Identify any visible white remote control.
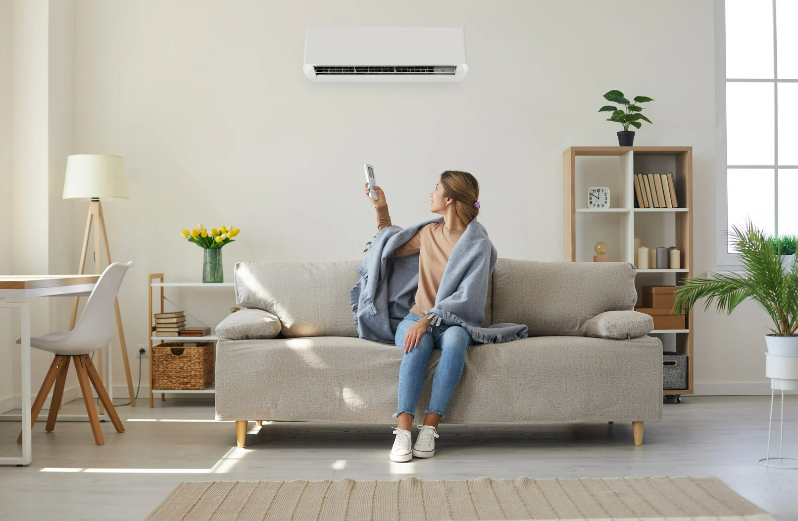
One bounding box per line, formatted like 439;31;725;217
364;164;378;200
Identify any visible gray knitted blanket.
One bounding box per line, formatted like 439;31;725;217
350;216;528;345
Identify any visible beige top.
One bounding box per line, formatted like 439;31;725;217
376;205;464;320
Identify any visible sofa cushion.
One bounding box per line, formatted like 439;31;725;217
585;310;654;340
235;260;360;338
491;259;637;336
216;308;281;341
214;334;663;423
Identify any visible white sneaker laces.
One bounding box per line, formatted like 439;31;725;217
391;428;412;453
414;425;439;449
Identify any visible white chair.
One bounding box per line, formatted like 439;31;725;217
16;261;132;445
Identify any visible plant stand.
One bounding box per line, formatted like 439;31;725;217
758;354;798;469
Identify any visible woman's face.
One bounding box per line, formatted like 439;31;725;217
430;180;449;214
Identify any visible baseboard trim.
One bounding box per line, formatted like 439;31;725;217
693;382;796;396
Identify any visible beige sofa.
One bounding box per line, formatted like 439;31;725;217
215;258;663;448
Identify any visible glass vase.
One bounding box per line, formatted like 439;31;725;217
202;248;223;283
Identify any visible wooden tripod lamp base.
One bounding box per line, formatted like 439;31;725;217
63;154;136;407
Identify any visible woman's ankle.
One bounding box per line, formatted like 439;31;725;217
396;412;413;431
423;412;441;429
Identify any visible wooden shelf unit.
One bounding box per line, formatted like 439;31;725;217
563;146;694;397
147;275;235;406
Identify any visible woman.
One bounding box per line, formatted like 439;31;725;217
364;171;483;462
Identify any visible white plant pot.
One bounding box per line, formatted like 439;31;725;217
765;335;798;391
765;334;798;356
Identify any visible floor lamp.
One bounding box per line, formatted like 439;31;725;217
63;154;136;407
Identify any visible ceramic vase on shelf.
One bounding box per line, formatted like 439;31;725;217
203;248;223;283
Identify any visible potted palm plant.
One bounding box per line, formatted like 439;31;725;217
598;90;654;146
673;221;798;366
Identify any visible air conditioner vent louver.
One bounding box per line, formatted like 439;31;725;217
314;65;457;76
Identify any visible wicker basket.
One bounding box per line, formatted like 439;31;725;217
152;342;214;390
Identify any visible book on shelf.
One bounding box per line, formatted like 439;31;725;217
643;174;657;208
667;173;679;207
155;325;186;333
661;174;673;208
640;174;651;208
652;173;666;208
155;316;186;325
154;311;185;319
179;327;211;337
155;331;182;337
633;175;645;208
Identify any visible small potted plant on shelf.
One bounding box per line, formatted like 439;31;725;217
770;235;797;271
672;220;798;370
599;90;654;146
181;223;240;283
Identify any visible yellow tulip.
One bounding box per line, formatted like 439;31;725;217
211;228;218;237
231;229;240;237
191;229;198;238
215;236;223;243
181;230;190;238
201;230;208;238
220;226;227;233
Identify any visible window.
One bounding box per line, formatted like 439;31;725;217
718;0;797;263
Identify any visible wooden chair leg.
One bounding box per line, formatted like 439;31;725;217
74;355;104;445
256;421;262;427
84;354;125;433
17;356;63;443
236;421;248;448
633;421;644;446
45;356;71;432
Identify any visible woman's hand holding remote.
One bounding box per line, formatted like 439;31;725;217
364;183;387;209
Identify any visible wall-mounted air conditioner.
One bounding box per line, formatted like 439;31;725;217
303;27;467;82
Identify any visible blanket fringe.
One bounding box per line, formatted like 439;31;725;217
436;309;528;344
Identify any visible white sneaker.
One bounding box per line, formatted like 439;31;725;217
412;424;439;458
390;428;413;462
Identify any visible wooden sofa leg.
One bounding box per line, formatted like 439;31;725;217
632;421;644;446
236;421;248;448
256;421;262;427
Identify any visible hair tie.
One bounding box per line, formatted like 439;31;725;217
474;201;480;209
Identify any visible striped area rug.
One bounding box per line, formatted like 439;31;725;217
146;476;774;521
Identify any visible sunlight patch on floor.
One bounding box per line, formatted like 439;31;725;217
40;447;251;475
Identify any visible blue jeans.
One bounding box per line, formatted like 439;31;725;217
393;312;472;420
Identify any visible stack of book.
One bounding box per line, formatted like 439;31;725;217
179;327;211;337
154;311;186;337
634;173;679;209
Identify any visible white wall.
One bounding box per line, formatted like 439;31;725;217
2;0;776;402
0;0;77;410
0;0;14;409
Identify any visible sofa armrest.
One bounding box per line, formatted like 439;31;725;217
216;308;281;341
585;310;654;340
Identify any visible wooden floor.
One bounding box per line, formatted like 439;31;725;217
0;395;796;520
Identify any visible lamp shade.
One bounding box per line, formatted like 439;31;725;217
63;154;129;200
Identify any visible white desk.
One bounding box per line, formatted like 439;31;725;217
0;275;100;466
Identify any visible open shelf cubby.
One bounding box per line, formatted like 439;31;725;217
564;146;694;397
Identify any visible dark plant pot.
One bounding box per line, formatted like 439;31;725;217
617;131;635;146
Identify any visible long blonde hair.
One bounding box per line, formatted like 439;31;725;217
440;171;480;225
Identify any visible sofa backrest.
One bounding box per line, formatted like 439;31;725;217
235;260;361;338
490;259;637;336
235;260;494;338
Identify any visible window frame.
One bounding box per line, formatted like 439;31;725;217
715;0;794;270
